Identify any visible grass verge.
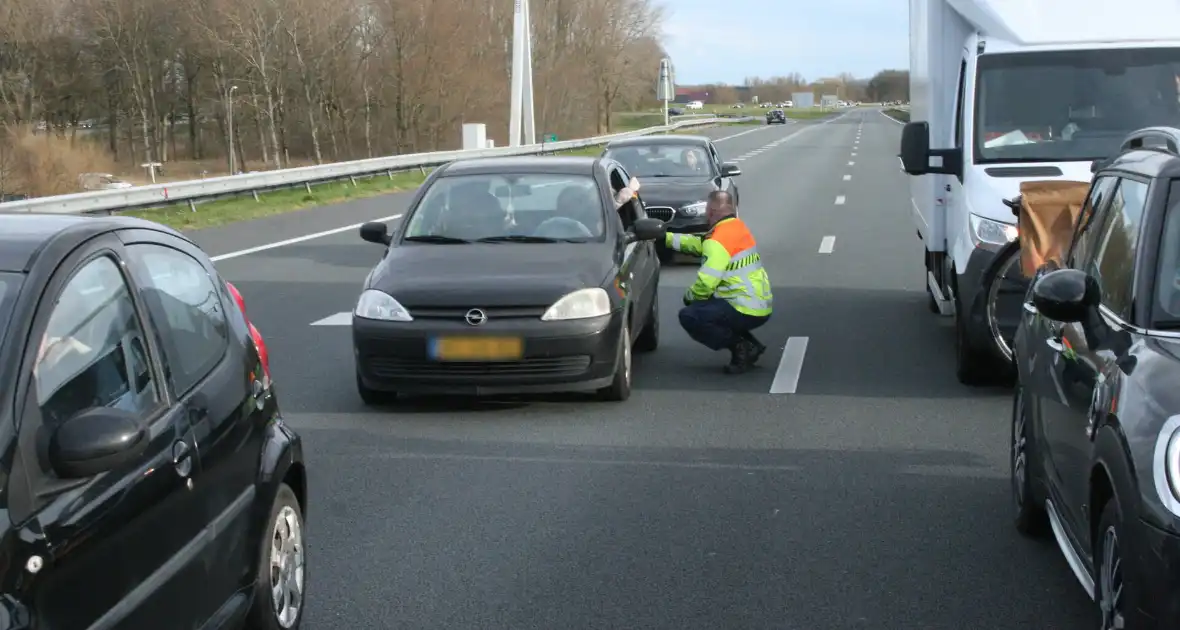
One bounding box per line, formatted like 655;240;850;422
883;109;910;123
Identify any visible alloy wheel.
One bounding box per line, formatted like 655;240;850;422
623;326;632;386
1099;525;1126;630
1012;388;1029;510
270;505;305;628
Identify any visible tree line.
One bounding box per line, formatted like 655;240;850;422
697;69;909;104
0;0;667;190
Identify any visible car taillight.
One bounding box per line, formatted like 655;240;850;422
226;281;271;385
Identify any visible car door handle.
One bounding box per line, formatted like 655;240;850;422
1022;301;1037;314
172;440;193;478
1045;337;1064;353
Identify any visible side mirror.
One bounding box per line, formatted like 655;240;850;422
900;121;963;176
628;217;666;243
1031;268;1099;323
49;407;148;479
359;221;391;245
720;163;742;177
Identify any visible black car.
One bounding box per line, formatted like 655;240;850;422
0;213;307;628
766;109;787;124
353;156;665;403
601;135;741;263
1011;128;1180;628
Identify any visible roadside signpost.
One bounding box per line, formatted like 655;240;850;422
657;58;673;126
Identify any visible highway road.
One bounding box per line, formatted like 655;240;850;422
196;112;1094;628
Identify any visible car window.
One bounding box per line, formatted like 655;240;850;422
126;244;229;395
405;173;604;242
0;272;19;352
1067;176;1119;269
1154;180;1180;321
35;256;160;428
1090;178;1148;319
604;144;715;178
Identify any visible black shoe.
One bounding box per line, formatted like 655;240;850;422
725;339;755;374
740;332;767;365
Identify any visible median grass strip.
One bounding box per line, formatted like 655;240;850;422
883;108;910;122
124;121;743;230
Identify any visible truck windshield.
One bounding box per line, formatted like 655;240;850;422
975;47;1180;164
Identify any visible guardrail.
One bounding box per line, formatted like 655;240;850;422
0;115;753;216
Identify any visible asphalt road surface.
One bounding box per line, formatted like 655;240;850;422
196;112;1095;629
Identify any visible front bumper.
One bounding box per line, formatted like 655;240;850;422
353;310;623;395
662;215;711;234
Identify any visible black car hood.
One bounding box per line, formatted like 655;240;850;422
637;177;718;205
369;243;614;307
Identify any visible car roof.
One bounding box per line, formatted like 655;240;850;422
0;212;187;273
605;135;711;148
1103;148;1180;181
441;156;600;176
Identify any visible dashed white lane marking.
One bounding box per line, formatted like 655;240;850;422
818;235;836;253
770;336;810;394
834;195;846;205
843;174;851;181
848;161;855;166
211;214;404;262
851;152;857;156
310;312;352;326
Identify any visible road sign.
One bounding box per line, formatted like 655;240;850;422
656;58;673;102
544;133;558;142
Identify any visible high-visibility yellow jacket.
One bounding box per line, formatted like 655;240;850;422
665;216;773;316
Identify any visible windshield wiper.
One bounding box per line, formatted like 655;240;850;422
477;235;565;243
404;235;470;244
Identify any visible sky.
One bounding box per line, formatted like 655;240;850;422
660;0;909;84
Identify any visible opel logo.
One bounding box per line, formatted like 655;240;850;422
464;309;487;326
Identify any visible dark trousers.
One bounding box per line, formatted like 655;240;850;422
678;298;769;351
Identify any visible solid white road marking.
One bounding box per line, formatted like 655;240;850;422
310;312;352;326
714;126;772;142
369;452;803;472
843;174;851;181
770;336;809;394
818;235;836;253
834;195;845;205
211;213;404;262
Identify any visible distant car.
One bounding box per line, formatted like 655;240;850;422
731;103;744;108
766;109;787;124
667;107;684;116
78;173;133;191
1010;127;1180;628
352;156;666;403
602;135;742;263
0;212;307;629
685;101;703;110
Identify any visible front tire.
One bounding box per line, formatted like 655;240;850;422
1011;384;1047;537
953;288;996;385
247;483;306;630
1095;500;1129;630
598;322;632;401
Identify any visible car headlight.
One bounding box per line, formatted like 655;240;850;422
1155;417;1180;517
541;288;611;321
354;289;413;321
968;213;1018;246
680;201;706;217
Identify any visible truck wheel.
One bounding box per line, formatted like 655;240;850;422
953;290;996;386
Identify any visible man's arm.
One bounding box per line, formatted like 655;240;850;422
684;239;731;303
665;232;704;255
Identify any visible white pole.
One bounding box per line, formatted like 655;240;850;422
227;85;238;174
521;0;535;144
508;0;525;146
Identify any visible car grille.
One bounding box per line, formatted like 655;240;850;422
365;356;592;379
645;206;675;222
408;306;547;320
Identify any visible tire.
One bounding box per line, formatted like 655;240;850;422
635;292;660;353
356;370;397;406
1011;384;1048;537
926;281;940;313
1095;499;1130;630
953;288;997;386
979;240;1023;381
597;322;632;401
246;483;306;630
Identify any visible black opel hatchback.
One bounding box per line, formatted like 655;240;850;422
0;213;307;629
1011;128;1180;629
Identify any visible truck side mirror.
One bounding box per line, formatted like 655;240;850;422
900;120;963;177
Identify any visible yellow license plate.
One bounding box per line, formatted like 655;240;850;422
431;336;523;361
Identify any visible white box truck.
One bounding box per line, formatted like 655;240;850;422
900;0;1180;384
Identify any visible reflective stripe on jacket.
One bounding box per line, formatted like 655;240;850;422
665;217;773;316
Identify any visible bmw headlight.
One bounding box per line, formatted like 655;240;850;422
541;288;611;321
969;213;1018;246
680;201;707;217
355;289;413;321
1155;417;1180;517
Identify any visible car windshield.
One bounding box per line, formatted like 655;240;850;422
0;273;19;352
404;173;604;242
975;47;1180;163
604;144;714;178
